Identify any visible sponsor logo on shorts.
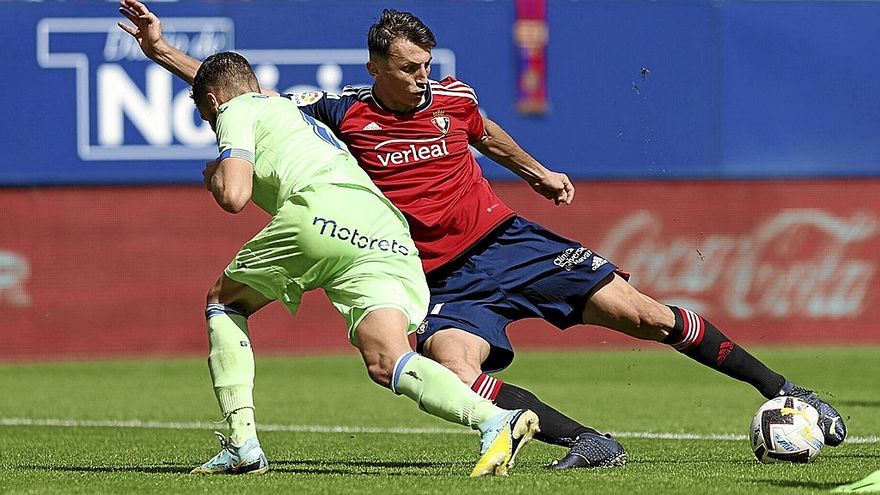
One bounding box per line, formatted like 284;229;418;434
312;216;411;255
553;247;592;271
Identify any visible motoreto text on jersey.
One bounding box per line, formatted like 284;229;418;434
312;216;411;256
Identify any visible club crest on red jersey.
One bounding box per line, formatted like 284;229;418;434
431;111;450;134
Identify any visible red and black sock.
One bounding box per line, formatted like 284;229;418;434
471;374;597;447
662;306;786;399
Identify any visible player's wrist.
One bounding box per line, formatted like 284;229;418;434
520;164;549;183
149;38;173;61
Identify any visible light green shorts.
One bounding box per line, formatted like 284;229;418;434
224;184;429;344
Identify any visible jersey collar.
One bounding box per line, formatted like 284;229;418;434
369;84;433;114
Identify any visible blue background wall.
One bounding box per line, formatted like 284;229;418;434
1;1;878;185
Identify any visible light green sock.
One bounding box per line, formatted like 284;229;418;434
207;309;257;445
392;352;504;429
227;407;257;447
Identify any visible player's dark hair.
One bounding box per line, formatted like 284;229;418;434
191;51;260;104
367;9;436;58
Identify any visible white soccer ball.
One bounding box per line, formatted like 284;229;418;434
750;396;824;463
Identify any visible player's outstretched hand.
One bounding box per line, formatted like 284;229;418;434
530;170;575;206
117;0;166;59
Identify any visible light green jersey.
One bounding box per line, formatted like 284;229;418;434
215;92;380;215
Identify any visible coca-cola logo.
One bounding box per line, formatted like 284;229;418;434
600;210;877;320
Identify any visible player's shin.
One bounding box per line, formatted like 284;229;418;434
663;306;785;399
473;374;597;447
206;303;258;445
391;352;505;429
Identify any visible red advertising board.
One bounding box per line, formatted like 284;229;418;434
1;180;877;360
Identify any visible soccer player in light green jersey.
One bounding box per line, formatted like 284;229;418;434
186;51;538;477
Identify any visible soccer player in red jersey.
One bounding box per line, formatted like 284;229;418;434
120;2;847;468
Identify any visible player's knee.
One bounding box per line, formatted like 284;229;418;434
429;355;481;385
366;361;394;388
360;350;395;388
591;296;669;341
206;277;224;304
422;330;487;384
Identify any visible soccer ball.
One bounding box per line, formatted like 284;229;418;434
750;396;824;463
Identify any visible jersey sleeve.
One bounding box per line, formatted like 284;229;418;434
440;77;484;143
215;99;256;164
464;100;485;144
283;89;358;135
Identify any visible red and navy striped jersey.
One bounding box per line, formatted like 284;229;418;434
287;77;514;273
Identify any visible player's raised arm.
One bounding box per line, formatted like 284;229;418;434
472;116;575;206
117;0;201;84
117;0;280;96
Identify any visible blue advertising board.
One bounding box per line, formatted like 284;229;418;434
0;1;878;185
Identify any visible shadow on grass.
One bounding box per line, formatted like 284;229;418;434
756;480;843;490
834;399;880;408
825;452;880;460
633;459;756;466
23;465;190;474
269;459;464;476
20;459;465;477
274;459;442;468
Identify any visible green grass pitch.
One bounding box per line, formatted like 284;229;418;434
1;347;878;494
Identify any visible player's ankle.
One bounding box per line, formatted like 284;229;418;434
229;432;259;448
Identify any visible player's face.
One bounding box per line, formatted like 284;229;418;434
369;37;432;112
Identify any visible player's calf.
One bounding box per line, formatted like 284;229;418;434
662;306;847;446
662;306;787;399
473;376;599;446
470;374;626;469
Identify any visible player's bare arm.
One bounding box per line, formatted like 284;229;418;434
202;160;220;191
117;0;201;84
210;157;254;214
117;0;280;96
472;116;575;205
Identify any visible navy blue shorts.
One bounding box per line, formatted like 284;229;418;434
415;216;622;373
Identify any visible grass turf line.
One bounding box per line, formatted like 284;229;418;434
0;347;878;494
